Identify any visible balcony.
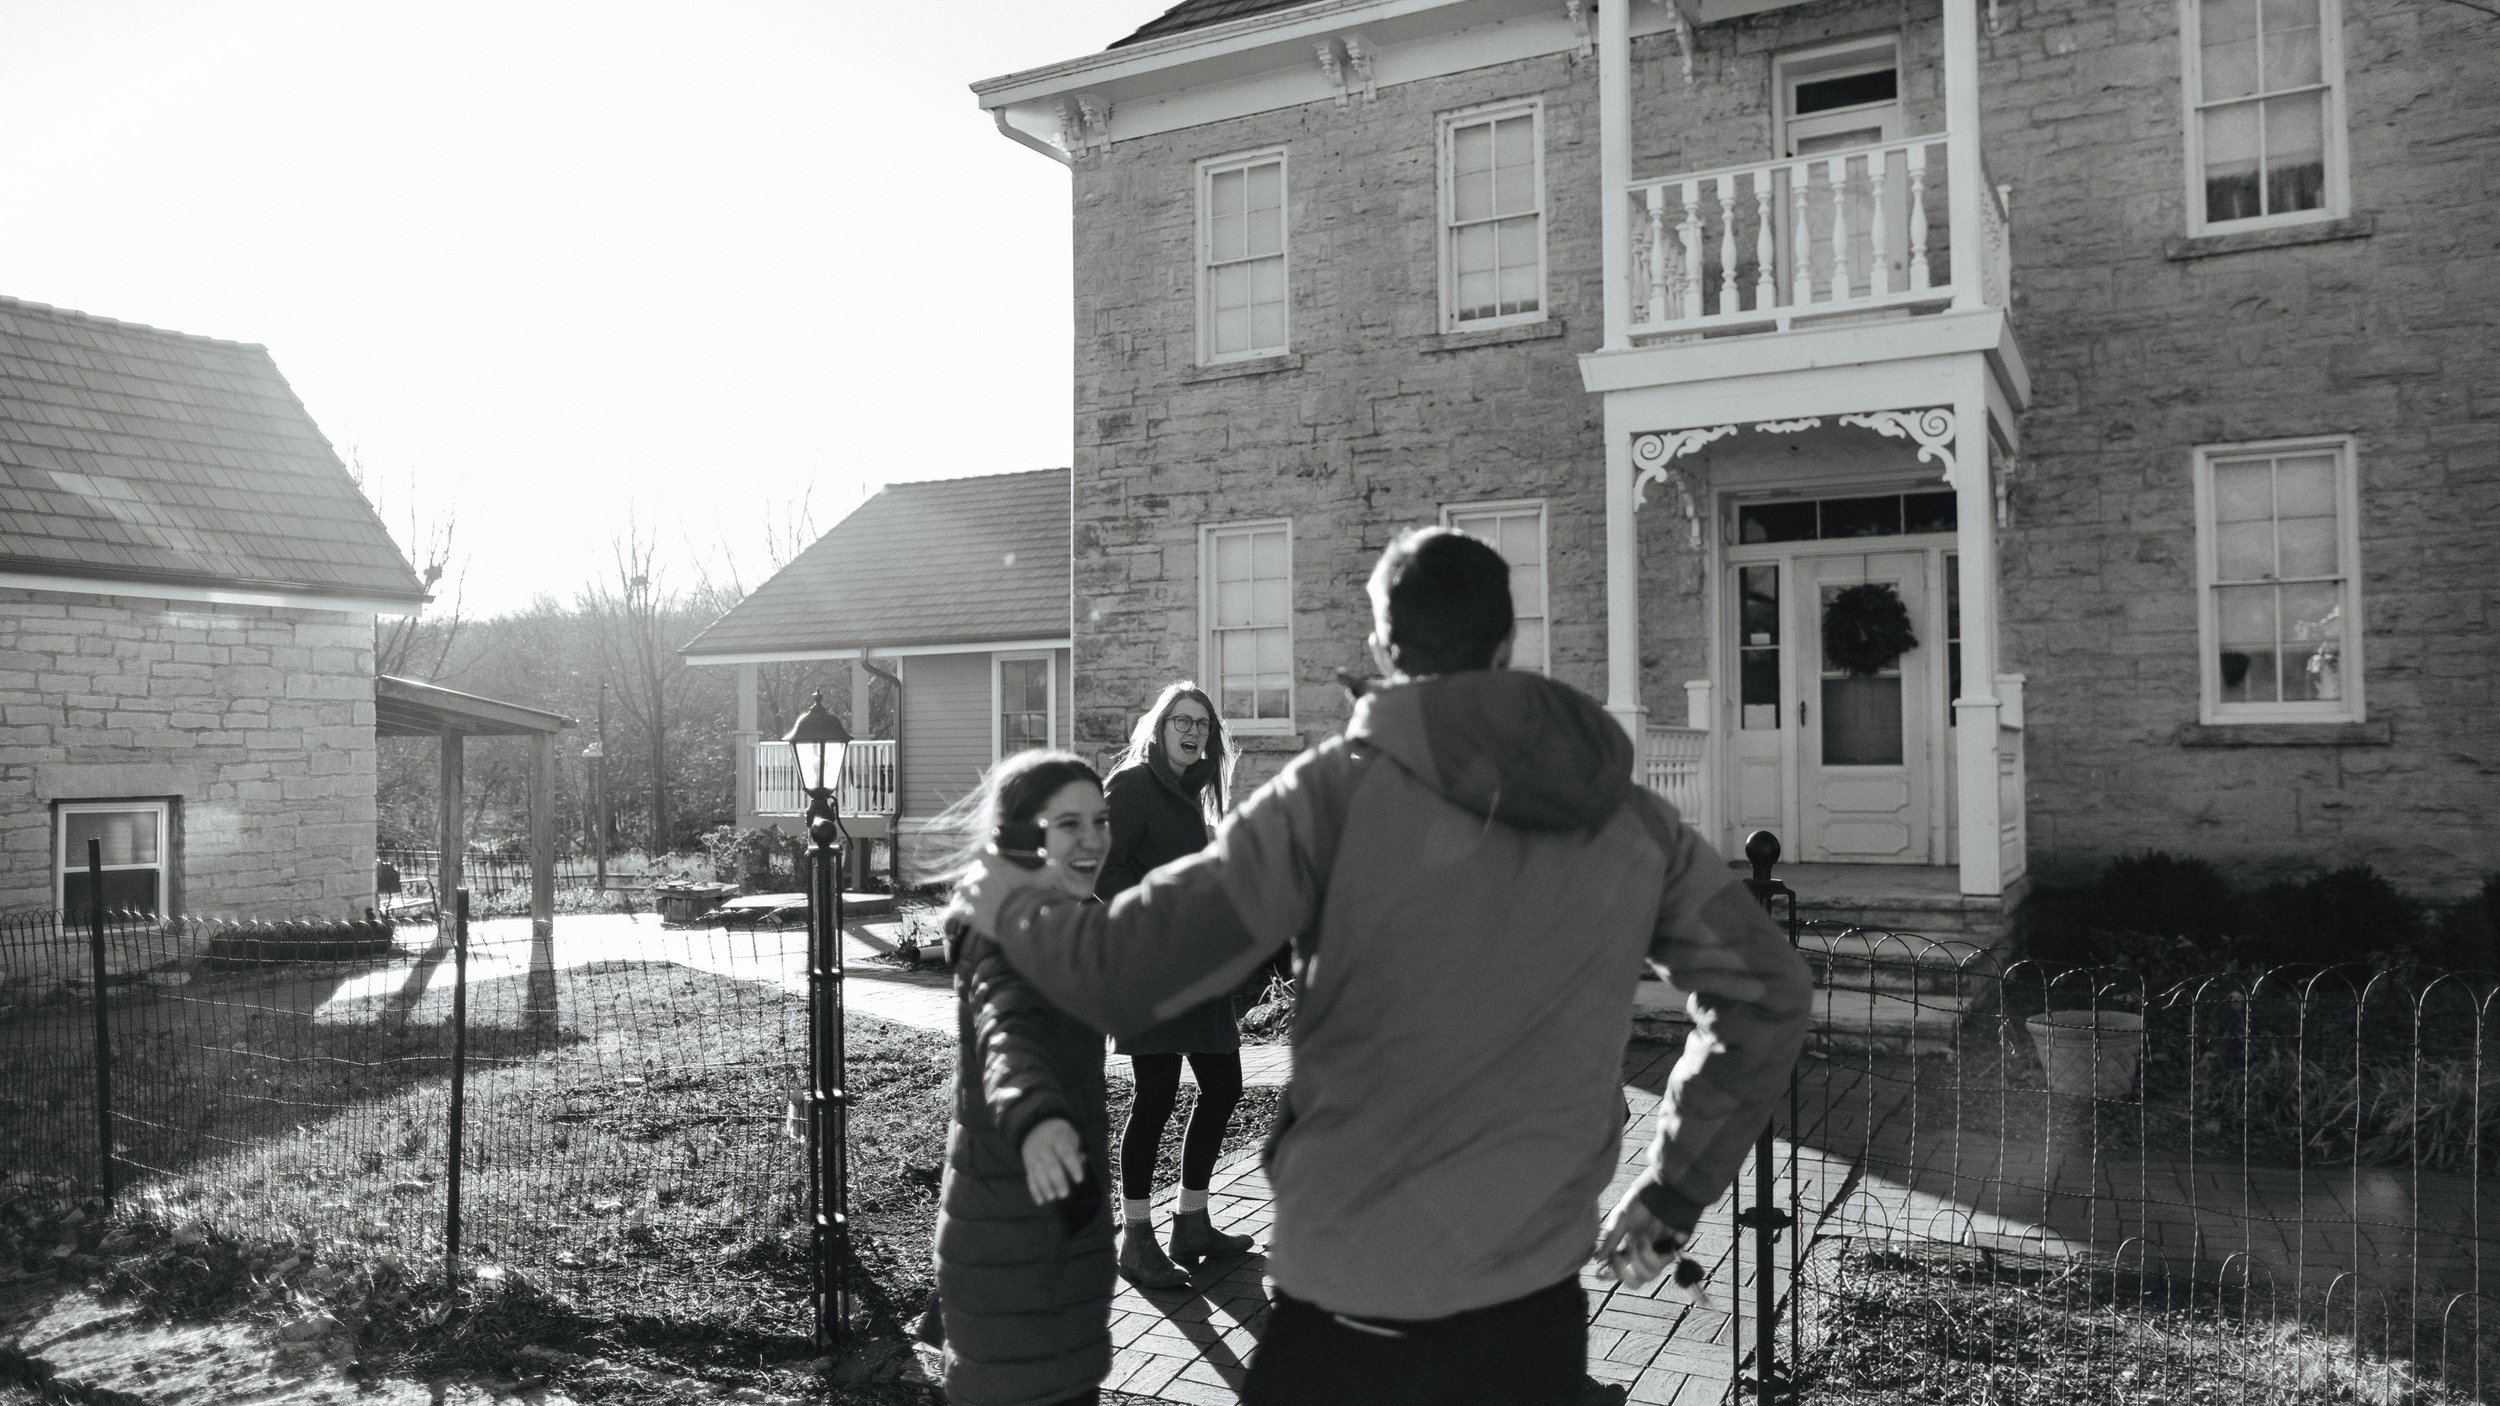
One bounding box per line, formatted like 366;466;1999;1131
1626;133;2009;342
752;737;898;819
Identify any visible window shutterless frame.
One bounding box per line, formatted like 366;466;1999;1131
1438;100;1548;331
2192;435;2364;724
2179;0;2349;235
55;799;172;918
1773;36;1905;159
1440;499;1552;674
1197;148;1291;364
991;652;1057;762
1199;519;1295;734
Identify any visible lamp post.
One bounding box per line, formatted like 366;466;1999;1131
783;692;852;1355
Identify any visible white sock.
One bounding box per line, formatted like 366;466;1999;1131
1178;1187;1209;1214
1123;1197;1153;1224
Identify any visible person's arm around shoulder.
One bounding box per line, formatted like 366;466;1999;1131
1094;765;1153;900
958;930;1088;1205
1598;796;1814;1281
955;737;1368;1040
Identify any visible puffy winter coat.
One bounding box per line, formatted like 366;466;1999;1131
934;925;1116;1406
1096;759;1237;1055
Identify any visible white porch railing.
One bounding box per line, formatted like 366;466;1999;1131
753;737;898;819
1643;725;1710;825
1627;134;2010;339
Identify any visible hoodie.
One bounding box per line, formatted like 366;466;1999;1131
985;671;1813;1320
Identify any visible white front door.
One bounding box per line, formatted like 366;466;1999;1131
1796;551;1931;863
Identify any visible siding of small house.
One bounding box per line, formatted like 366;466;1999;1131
0;587;379;920
899;652;994;829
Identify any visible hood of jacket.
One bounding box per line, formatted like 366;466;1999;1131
1346;671;1635;833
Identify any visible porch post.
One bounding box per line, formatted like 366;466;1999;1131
735;662;760;829
436;729;464;947
1944;0;1986;311
1598;0;1633;350
527;730;557;1037
1603;423;1648;764
1950;373;2002;896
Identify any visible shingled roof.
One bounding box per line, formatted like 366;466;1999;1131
680;469;1070;659
0;295;425;605
1110;0;1320;47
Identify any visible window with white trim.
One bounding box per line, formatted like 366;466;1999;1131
2185;0;2344;231
1200;151;1288;363
1202;521;1293;730
57;801;170;919
1441;104;1545;328
2195;437;2364;722
1443;501;1550;674
994;654;1055;760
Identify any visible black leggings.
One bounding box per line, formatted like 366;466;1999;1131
1121;1051;1243;1200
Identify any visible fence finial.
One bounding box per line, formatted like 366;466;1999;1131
1745;828;1781;889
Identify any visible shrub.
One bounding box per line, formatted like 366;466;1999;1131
696;826;804;891
2244;864;2422;967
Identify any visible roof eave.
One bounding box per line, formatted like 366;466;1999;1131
0;559;432;612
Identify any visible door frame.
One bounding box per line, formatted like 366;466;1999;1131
1717;526;1960;863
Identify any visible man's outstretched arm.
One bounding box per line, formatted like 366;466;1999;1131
948;740;1366;1039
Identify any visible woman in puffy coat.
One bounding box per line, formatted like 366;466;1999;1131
935;750;1117;1406
1095;682;1257;1290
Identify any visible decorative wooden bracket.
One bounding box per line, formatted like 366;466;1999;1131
1631;426;1738;547
1835;408;1960;485
1342;34;1377;101
1658;0;1697;85
1056;92;1114;157
1315;39;1347;105
1564;0;1592;57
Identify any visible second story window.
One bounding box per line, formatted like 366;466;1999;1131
1200;151;1288;362
2187;0;2344;230
1441;104;1544;328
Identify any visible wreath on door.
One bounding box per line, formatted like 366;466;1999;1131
1822;582;1919;676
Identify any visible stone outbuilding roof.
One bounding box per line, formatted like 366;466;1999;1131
0;294;426;605
1110;0;1319;47
679;468;1070;659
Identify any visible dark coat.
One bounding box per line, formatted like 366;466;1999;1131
1096;759;1238;1055
935;926;1115;1406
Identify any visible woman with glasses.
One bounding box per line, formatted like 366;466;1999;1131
1095;681;1255;1289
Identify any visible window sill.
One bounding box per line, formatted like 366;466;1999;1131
1418;318;1566;354
1181;353;1303;384
2164;215;2375;262
2174;719;2391;747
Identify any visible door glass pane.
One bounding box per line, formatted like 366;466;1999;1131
1741;653;1781;729
1738;502;1817;544
1903;492;1958;533
1821;677;1905;765
1739;565;1780;644
1819;495;1902;538
1739;564;1780;731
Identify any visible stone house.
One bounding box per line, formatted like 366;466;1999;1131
0;295;430;919
972;0;2498;936
680;468;1074;878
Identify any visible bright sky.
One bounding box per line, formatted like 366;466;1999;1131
0;1;1168;618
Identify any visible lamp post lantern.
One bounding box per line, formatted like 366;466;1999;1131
783;692;852;1355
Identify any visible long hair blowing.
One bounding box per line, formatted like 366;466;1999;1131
1117;680;1235;820
927;749;1103;890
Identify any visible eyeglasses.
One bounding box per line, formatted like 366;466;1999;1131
1166;715;1212;735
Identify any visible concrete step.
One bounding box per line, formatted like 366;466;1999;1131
1798;927;2000;997
1635;974;1971;1054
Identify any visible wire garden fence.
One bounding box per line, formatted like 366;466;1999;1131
1715;854;2500;1403
0;901;816;1328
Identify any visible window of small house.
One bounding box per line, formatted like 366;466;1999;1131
996;655;1054;759
2186;0;2344;230
2195;437;2364;722
57;801;170;919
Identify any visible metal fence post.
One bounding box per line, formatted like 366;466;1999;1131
445;888;470;1286
1737;830;1798;1402
86;839;115;1215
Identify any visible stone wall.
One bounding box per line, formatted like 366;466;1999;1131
1064;0;2500;894
0;587;380;917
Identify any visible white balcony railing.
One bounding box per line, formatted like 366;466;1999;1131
1643;725;1710;826
1627;134;2009;339
753;738;898;819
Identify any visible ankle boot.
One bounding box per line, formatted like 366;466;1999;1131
1168;1208;1255;1269
1118;1220;1191;1290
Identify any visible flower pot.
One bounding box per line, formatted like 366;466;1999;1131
2025;1010;2143;1101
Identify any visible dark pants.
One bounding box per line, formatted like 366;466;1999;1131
1245;1275;1587;1406
1121;1051;1243;1198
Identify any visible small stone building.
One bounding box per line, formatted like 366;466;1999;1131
975;0;2498;932
0;295;429;919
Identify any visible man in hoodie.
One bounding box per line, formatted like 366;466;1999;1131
947;527;1814;1405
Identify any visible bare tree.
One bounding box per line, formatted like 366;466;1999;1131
352;454;466;682
582;525;683;850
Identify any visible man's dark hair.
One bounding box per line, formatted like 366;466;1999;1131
1368;526;1514;675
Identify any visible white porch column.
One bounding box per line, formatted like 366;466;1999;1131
1943;0;1986;311
1951;374;2002;896
734;662;759;827
1598;0;1634;350
1604;426;1647;764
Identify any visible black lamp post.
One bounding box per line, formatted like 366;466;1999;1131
784;692;852;1355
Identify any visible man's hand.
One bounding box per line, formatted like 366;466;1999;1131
942;851;1053;941
1020;1118;1086;1205
1594;1183;1685;1289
